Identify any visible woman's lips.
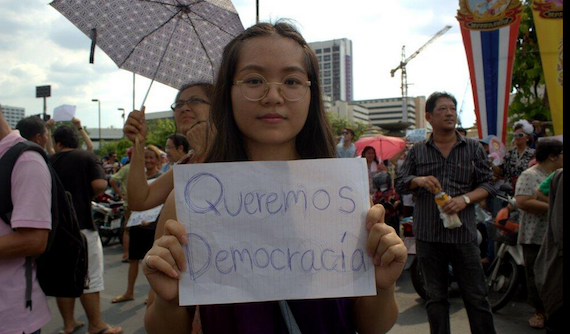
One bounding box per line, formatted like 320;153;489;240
258;113;285;124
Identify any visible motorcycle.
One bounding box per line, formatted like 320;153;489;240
92;191;125;246
402;216;431;300
484;184;524;313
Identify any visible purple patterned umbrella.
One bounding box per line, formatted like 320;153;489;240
50;0;244;93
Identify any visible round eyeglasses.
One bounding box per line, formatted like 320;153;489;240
171;97;210;111
234;74;311;102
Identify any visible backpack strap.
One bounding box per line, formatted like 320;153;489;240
0;141;50;310
0;141;49;222
25;257;33;310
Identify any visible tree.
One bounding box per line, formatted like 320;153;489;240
98;118;177;159
98;137;132;160
146;118;177;149
327;113;369;141
509;1;550;124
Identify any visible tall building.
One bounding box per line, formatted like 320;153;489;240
309;39;354;102
1;105;25;128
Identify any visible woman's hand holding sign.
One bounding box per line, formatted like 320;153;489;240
144;203;407;302
365;204;407;290
143;219;187;303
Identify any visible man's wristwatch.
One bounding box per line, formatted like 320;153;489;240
462;195;471;205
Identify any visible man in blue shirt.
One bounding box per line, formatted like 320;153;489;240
336;127;356;158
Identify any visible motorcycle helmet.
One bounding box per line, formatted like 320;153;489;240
373;172;392;192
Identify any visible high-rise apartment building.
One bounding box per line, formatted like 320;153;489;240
309;39;354;102
1;105;25;128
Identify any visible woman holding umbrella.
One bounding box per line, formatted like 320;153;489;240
122;83;214;333
142;21;405;334
124;83;215;214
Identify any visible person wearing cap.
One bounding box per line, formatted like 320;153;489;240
531;120;546;149
336;127;357;158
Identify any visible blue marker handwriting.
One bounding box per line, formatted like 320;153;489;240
183;172;357;218
185;231;367;281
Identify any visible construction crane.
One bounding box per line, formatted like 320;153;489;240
390;25;452;122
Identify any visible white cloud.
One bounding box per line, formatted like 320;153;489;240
1;0;477;130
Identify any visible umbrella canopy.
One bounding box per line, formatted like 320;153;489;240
355;135;406;161
50;0;244;90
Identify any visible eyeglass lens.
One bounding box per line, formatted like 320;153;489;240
172;98;207;110
239;74;309;101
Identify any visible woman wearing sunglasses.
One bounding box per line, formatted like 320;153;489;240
497;120;536;188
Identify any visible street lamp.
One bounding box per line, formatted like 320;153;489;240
118;108;125;126
91;99;101;147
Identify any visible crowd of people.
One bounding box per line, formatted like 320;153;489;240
0;20;563;334
335;92;563;333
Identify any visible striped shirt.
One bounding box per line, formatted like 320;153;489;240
395;133;496;243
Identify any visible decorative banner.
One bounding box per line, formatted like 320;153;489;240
457;0;523;143
532;0;563;135
488;135;507;166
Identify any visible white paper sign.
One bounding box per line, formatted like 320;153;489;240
173;159;376;306
127;204;164;227
127;178;163;227
406;128;427;143
53;105;76;121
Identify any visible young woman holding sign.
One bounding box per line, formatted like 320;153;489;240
143;22;406;334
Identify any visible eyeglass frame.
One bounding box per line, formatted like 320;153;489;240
513;133;527;138
233;73;312;102
171;97;210;111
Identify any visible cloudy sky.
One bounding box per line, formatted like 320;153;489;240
0;0;476;130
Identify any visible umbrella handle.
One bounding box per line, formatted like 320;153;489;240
89;28;97;64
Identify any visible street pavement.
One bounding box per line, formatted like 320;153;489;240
42;242;544;334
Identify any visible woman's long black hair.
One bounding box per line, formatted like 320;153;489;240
205;21;336;163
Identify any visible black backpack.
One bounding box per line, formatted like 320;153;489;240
0;141;88;309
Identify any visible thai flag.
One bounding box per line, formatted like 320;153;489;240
460;22;520;143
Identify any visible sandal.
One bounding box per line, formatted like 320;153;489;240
89;326;123;334
58;322;85;334
111;295;134;303
529;313;545;329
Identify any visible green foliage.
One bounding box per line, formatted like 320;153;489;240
327;113;369;141
98;137;132;159
98;118;176;159
510;1;551;124
146;119;177;148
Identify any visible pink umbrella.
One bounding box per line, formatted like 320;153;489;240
355;135;406;161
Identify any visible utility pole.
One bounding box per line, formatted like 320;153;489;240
92;99;101;147
36;85;51;121
256;0;259;24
